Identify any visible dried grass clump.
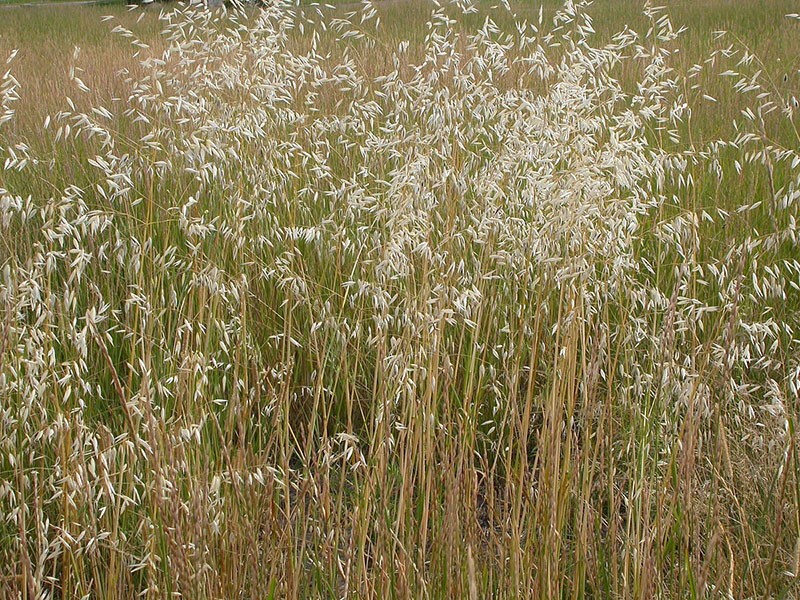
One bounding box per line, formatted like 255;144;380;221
1;1;799;597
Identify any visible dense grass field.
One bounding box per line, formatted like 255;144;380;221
2;0;800;598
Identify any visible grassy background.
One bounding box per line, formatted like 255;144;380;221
1;0;798;127
1;1;800;598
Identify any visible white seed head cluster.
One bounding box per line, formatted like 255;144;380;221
1;0;799;596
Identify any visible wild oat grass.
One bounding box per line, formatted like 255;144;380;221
1;1;800;598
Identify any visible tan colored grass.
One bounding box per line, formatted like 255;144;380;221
1;1;799;598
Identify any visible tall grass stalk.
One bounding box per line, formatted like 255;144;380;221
1;1;799;597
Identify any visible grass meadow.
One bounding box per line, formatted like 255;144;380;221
2;0;800;597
